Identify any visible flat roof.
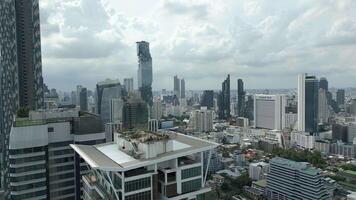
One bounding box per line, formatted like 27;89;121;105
71;132;218;171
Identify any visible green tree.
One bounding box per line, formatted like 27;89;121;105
17;107;29;118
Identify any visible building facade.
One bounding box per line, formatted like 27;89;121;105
218;75;230;120
237;79;245;117
8;109;105;200
80;87;88;111
201;90;214;109
123;78;134;94
266;157;331;200
254;94;286;130
192;108;213;132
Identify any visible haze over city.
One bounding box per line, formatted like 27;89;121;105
40;0;356;91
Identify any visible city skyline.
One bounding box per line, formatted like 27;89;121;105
39;0;356;91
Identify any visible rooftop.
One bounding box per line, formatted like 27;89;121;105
271;157;320;175
71;131;218;171
254;179;267;188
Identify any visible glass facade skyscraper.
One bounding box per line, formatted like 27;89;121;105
237;79;245;117
218;75;230;120
137;41;153;106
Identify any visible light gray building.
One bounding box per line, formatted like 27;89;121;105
123;78;134;94
266;157;331;200
8;109;106;200
80;87;88;111
71;130;218;200
180;79;185;99
254;94;286;130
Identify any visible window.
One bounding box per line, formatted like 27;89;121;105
182;178;201;194
125;191;151;200
124;177;151;193
181;167;201;179
48;127;54;132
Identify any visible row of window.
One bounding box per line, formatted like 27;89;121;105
10;155;46;164
11;181;46;191
10;163;46;174
10;172;46;183
125;191;151;200
124;177;151;193
181;167;201;179
182;178;201;194
10;146;46;155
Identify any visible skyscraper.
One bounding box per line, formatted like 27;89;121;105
80;87;88;111
298;74;319;134
0;0;19;196
123;78;134;93
15;0;44;110
96;79;122;125
181;78;185;98
174;75;180;98
237;79;245;117
137;41;153;106
201;90;214;109
318;88;329;123
319;77;328;91
218;75;230;120
336;89;345;106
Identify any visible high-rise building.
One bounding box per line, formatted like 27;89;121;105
336;89;345;106
174;75;180;98
298;74;319;134
254;94;286;130
266;157;331;200
8;109;105;200
151;99;162;120
137;41;153;106
15;0;44;110
71;130;218;200
180;79;185;99
76;85;83;106
0;0;19;196
80;87;88;111
122;95;148;130
237;79;245;117
249;162;269;181
96;79;122;125
319;77;328;91
201;90;214;109
192;107;213;132
110;98;124;123
348;122;356;144
318;88;329;123
218;75;230;120
123;78;134;94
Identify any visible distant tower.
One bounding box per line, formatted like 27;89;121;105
79;87;88;111
123;78;134;93
173;75;180;98
298;74;319;134
336;89;345;106
201;90;214;109
218;75;230;120
137;41;153;105
180;79;185;98
237;79;245;117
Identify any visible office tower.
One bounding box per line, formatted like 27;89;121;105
110;98;124;123
318;88;329;123
192;108;213;132
0;0;19;196
151;99;162;120
76;85;83;106
332;123;348;143
180;79;185;99
336;89;345;106
298;74;319;134
8;109;105;200
249;162;269;181
201;90;214;109
237;79;245;117
123;78;134;93
218;75;230;120
71;130;217;200
80;87;88;111
71;91;77;105
245;95;254;121
291;131;315;149
96;79;122;125
173;75;180;98
122;95;148;130
266;157;331;200
137;41;153;106
254;94;286;130
15;0;44;110
319;77;328;91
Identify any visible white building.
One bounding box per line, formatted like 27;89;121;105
110;98;124;123
124;78;134;93
318;88;329;123
71;130;218;200
291;131;315;149
348;122;356;144
192;107;213;132
151;99;163;120
285;113;298;129
254;94;286;130
249;162;269;181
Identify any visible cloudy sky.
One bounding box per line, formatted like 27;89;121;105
40;0;356;92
